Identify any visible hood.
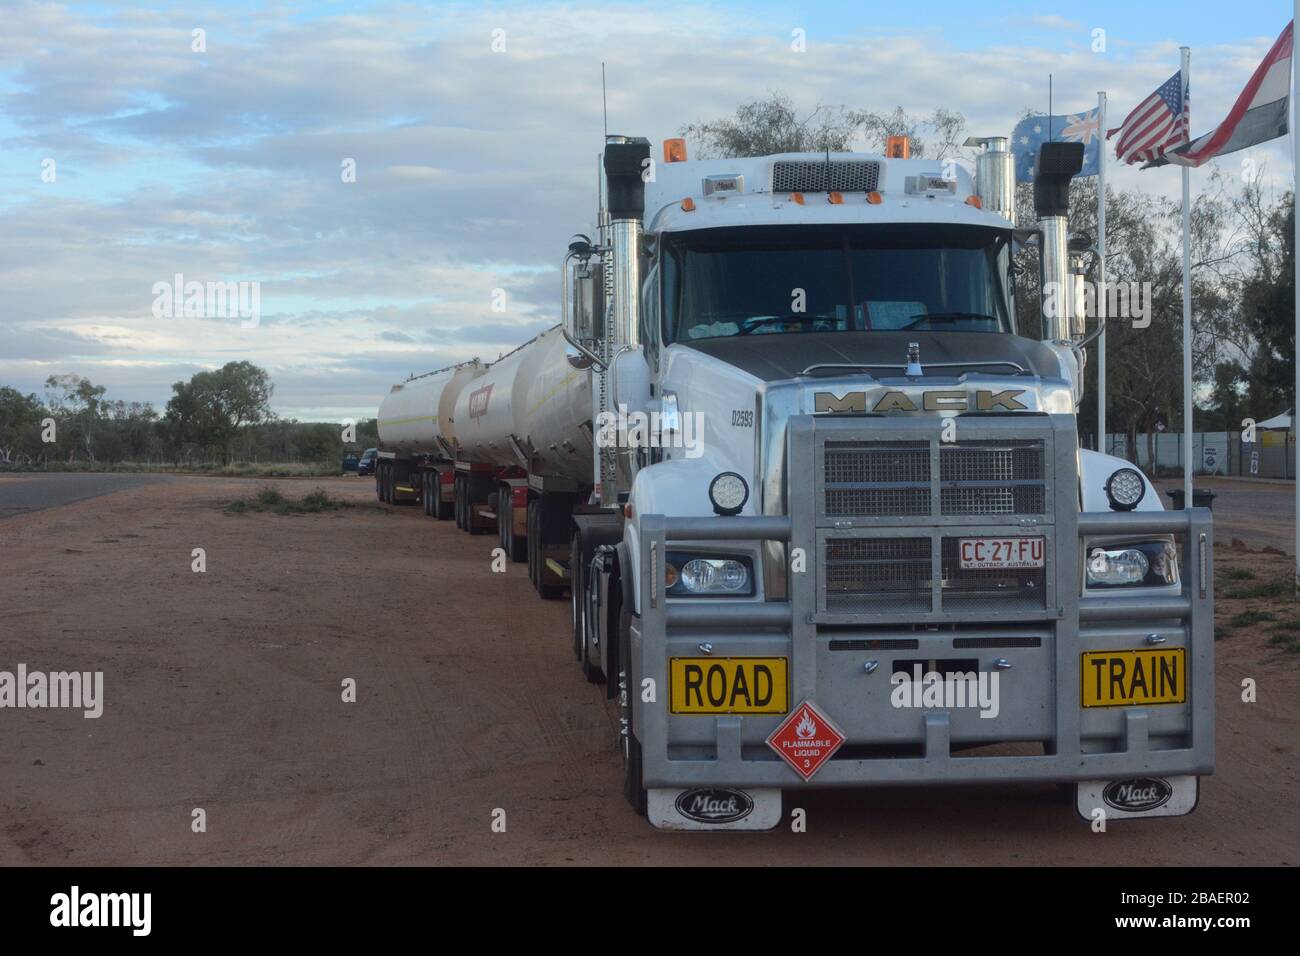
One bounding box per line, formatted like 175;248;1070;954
682;331;1061;383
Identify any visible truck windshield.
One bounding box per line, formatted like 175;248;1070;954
661;224;1013;343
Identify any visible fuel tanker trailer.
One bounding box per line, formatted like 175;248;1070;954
380;130;1214;831
448;324;593;582
375;359;482;517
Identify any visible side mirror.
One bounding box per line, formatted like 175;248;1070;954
565;344;595;371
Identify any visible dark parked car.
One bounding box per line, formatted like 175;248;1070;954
356;448;378;476
341;453;360;473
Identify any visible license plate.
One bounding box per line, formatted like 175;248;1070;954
959;536;1045;570
1081;648;1186;707
670;657;788;715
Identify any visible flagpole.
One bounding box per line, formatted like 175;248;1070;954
1180;46;1194;508
1293;0;1299;592
1097;90;1108;453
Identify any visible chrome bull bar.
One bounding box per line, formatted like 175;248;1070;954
634;506;1214;789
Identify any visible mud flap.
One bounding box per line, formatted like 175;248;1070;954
647;787;783;831
1075;775;1199;821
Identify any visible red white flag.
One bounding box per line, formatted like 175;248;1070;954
1149;21;1293;168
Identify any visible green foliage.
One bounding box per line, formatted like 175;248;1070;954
1228;609;1276;627
225;486;351;515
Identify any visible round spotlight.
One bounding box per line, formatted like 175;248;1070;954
1104;468;1145;511
708;472;749;516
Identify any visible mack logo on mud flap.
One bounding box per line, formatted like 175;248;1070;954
1103;777;1174;812
814;389;1028;414
675;788;755;824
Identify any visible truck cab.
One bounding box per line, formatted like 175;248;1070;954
563;135;1213;829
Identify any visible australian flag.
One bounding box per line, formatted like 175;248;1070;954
1011;108;1102;183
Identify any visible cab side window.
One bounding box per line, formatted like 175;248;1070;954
640;264;661;369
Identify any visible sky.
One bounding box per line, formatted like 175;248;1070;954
1;0;1296;421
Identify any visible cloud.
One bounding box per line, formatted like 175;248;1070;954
0;0;1291;420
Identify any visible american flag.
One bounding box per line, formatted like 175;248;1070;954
1107;71;1189;165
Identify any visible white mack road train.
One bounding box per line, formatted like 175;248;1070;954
375;133;1213;830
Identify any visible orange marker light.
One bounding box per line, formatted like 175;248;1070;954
828;191;843;204
680;197;696;211
791;192;805;205
965;195;983;208
866;191;883;204
886;135;911;159
663;138;688;163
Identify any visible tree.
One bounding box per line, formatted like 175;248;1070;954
43;374;106;461
681;92;967;160
163;361;274;463
0;387;45;464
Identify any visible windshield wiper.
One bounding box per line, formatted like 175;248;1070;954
901;311;997;330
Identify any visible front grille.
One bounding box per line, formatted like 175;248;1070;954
824;440;929;516
822;439;1046;518
940;441;1045;516
772;160;880;193
814;428;1056;620
939;537;1046;612
824;537;930;613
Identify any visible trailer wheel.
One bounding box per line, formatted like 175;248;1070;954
375;466;383;502
454;476;465;530
570;532;584;661
505;493;527;563
616;590;646;815
526;499;537;586
435;476;454;521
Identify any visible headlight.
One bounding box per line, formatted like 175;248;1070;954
1085;541;1177;589
1104;468;1145;511
666;552;754;596
708;472;749;516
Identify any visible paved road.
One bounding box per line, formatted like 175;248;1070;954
1154;477;1297;554
0;473;172;520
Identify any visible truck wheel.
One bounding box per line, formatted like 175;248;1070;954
506;494;527;563
454;476;465;530
425;473;435;517
616;592;646;815
570;532;584;661
435;478;453;521
375;468;383;502
468;477;491;535
526;499;539;587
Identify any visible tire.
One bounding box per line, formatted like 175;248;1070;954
506;493;527;563
454;476;465;530
570;532;584;661
526;498;539;588
375;466;383;502
435;476;453;521
617;589;646;815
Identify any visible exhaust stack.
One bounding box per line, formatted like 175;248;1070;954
965;136;1016;225
1033;141;1085;342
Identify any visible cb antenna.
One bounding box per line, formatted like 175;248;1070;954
601;62;608;139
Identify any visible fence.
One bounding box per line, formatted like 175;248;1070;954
1096;430;1295;479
